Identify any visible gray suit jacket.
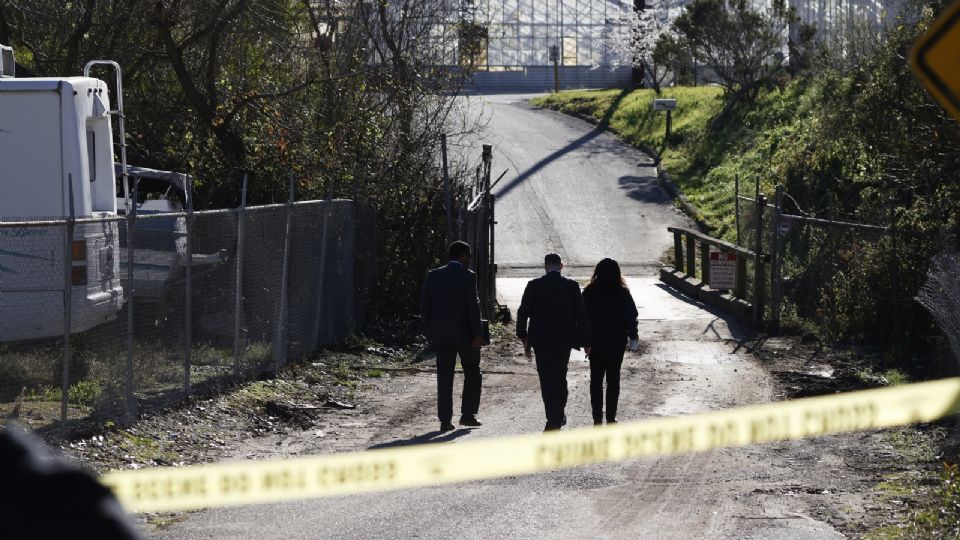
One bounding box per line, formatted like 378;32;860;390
420;261;483;345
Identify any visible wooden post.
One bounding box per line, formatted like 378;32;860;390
686;233;696;278
735;254;748;299
553;58;560;93
700;241;711;287
665;109;672;140
674;230;684;272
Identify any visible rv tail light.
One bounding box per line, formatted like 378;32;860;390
71;240;87;261
71;265;88;286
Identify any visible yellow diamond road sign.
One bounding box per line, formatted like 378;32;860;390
911;0;960;122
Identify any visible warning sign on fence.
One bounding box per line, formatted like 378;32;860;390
709;251;737;290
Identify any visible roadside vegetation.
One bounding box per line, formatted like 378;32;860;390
536;0;960;357
0;0;484;335
539;0;960;533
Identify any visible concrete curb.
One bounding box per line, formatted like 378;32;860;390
658;268;752;320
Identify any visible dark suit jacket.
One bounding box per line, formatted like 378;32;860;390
516;271;591;350
420;261;483;345
583;285;639;353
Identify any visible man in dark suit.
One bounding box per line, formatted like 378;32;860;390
420;241;485;432
516;253;591;431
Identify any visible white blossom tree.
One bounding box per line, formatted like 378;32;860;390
604;0;679;93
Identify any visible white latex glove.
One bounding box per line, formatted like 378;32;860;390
629;338;640;352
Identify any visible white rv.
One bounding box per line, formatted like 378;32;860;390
0;45;124;341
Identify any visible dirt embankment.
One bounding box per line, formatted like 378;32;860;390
750;335;956;537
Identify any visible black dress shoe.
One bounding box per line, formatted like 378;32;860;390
593;419;603;426
459;415;482;427
544;423;561;432
440;422;456;432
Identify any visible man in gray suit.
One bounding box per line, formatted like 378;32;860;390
420;241;484;432
517;253;591;431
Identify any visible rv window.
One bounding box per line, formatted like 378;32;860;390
86;130;96;182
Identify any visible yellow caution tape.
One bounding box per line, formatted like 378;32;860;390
102;377;960;513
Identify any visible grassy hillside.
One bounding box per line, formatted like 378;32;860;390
534;83;824;242
535;51;960;347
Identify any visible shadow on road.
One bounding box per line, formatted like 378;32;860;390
494;88;632;200
368;428;474;450
618;175;672;204
653;282;755;345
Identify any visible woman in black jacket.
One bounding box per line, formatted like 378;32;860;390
582;258;639;425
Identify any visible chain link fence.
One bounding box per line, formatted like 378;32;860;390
0;199;359;437
731;179;777;320
735;180;892;333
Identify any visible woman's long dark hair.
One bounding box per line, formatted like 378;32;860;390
586;258;626;291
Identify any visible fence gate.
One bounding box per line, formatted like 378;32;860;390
458;144;497;320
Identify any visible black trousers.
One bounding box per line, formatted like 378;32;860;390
435;343;482;423
534;346;571;428
589;347;625;422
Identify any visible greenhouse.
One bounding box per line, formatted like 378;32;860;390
460;0;635;92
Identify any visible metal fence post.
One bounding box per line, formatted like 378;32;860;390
771;185;784;330
124;177;139;425
273;173;295;371
60;175;76;423
889;196;899;339
184;175;194;395
734;173;741;247
489;193;496;317
312;204;331;351
752;193;766;325
233;174;248;377
441;134;453;246
483;144;495;318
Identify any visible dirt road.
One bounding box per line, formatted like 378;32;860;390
155;276;887;539
153;95;895;539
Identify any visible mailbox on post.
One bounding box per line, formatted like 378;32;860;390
652;98;677;140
